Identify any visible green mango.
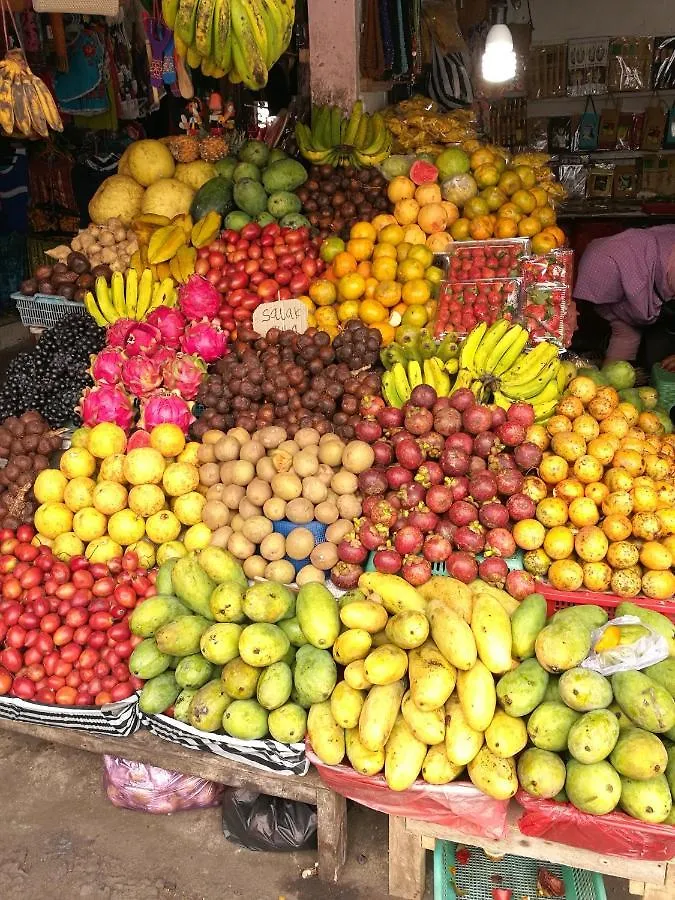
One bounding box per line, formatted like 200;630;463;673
139;672;180;715
221;657;261;700
511;593;547;659
209;581;246;623
619;775;673;823
256;662;293;710
666;744;675;796
198;546;247;586
559;668;613;711
223;699;269;739
565;759;621;815
173;687;198;722
615;603;675;656
293;644;337;704
517;748;566;799
296;582;340;649
535;620;591;673
496;658;549;717
155;615;210;657
543;676;561;702
528;702;581;751
129;594;189;637
239;623;290;668
155;559;179;595
188;679;232;731
171;554;216;619
243;581;295;623
129;638;172;679
199;623;243;665
612;671;675;733
268;703;307;744
174;654;214;689
567;709;620;763
278;616;308;647
610;728;669;780
551;605;608;630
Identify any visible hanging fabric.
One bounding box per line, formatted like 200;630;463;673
428;45;473;109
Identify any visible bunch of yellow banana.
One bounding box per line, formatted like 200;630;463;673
451;320;564;420
84;270;177;327
382;357;457;408
0;50;62;138
130;211;218;283
295;101;393;168
163;0;295;88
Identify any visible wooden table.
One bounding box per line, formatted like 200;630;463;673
388;806;674;900
0;718;347;883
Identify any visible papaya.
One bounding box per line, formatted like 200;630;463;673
171;554;216;619
610;727;669;780
359;679;405;751
155;615;210;657
209;581;246;623
510;593;547;659
199;622;242;665
616;602;675;655
559;668;613;711
467;746;518;800
517;748;566;799
408;641;456;711
567;709;620;764
485;709;527;759
457;660;496;732
427;598;477;670
221;657;261;700
401;689;445;745
308;701;345;765
384;714;427;791
129;594;188;637
565;759;621;815
173;687;198;723
444;695;484;766
496;658;549;717
129;638;172;679
293;645;337;704
223;698;269;739
346;727;385;776
268;703;307;744
422;744;464;785
330;681;365;729
278;616;308;647
188;678;232;731
471;593;512;674
238;623;290;667
364;643;408;685
645;659;675;696
332;628;372;666
612;670;675;733
256;661;293;710
296;582;340;649
535;620;591;673
243;580;295;623
385;610;429;649
619;775;672;823
528;702;581;752
139;671;180;715
174;653;214;689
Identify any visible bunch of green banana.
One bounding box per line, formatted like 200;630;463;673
295;100;393;168
380;329;458;370
382;357;456;408
84;269;177;327
164;0;295;87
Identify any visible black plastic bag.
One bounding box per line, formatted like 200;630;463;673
221;789;317;852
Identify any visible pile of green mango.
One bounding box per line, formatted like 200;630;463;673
508;597;675;823
128;546;341;745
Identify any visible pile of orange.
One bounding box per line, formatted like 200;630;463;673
302;220;443;344
513;375;675;601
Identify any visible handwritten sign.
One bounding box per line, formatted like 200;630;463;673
252;299;308;336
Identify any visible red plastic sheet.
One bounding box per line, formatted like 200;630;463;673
307;746;509;840
516;791;675;862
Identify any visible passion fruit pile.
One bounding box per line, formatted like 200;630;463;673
19;252;110;303
516;376;675;601
296;165;390;240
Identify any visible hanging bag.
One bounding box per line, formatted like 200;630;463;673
663;103;675;148
428;43;473;109
576;96;599;150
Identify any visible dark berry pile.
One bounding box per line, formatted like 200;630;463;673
0;315;105;426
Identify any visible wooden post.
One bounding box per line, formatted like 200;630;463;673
306;0;360;107
388;816;426;900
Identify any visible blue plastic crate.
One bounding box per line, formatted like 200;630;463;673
434;841;606;900
272;518;328;574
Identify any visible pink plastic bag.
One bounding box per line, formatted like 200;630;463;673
103;755;223;814
306;745;508;840
516;790;675;861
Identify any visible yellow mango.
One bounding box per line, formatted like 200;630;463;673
359;679;405;751
384;714;427;791
485;709;528;758
408;640;456;711
346;727;385;776
385;610;429;649
332;628;372;666
364;643;408;685
445;695;484;766
307;701;345;765
422;744;465;785
344;659;372;691
358;572;426;615
330;681;365;729
457;660;497;732
471;593;513;674
419;575;473;622
427;598;477;670
339;599;389;634
467;746;518;799
401;689;445;744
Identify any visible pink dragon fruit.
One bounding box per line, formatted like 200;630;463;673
124;322;162;357
179;275;220;320
161;353;206;400
139;390;195;434
90;347;124;385
106;318;135;348
121;355;163;397
179;319;227;363
151;346;175;369
146;306;187;348
79;384;135;432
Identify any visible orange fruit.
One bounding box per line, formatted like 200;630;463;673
474;163;500;188
409;245;434;267
470;148;495;169
498;171;522;196
378;223;405;246
337;299;359;322
518;216;542;237
350;221;377;241
585;481;609;505
532;205;557;228
543;225;566;247
403;224;427;245
530;187;549;207
497;202;523;222
514;165;536;188
568;497;599;527
463;196;490;220
602;514;632;542
338;272;366;301
426;231;453;252
417;203;448;234
469;215;494;240
372;256;398;282
415;183;442;205
374;280;402;308
557;396;584;419
308;279;337;307
319;236;345;263
531;232;558;253
372;243;397;260
346;238;374;261
400;304;428;328
397;258;426;282
356;260;372;278
364;277;378;298
393;198;421;226
333;251;358;277
396;241;412;261
387;176;415;203
512;189;537;214
494;218;518;238
359;298;387;324
441;201;460;225
371;214;398;232
554;478;585;503
481;187;508;212
547;415;573;436
370;321;395;345
425;265;443;287
450;218;470;241
401;279;431;306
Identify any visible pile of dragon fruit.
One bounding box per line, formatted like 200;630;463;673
80;277;228;434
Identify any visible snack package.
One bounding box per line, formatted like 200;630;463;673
435;279;520;337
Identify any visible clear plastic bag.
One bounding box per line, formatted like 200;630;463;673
581;615;669;675
102;755;223;814
221;788;317;851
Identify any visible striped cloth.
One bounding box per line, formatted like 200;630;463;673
0;695;141;736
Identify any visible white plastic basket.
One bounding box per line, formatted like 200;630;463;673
32;0;118;13
12;292;86;329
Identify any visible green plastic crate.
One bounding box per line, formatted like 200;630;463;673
434;841;607;900
651;364;675;413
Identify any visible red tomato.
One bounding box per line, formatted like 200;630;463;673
43;577;58;595
209;251;225;268
113;584;136;610
114;640;133;660
53;625;74;647
2;577;22;600
15;542;39;563
79;648;99;669
40;613;60;634
0;538;18;554
43;652;59;676
24;647;43;667
101;675;117;692
55;582;76;601
32;596;50;617
18;612;39;630
65;607;88;628
0;666;12;694
92;576;115;598
69;556;89;571
72;569;94;590
60;642;81;664
6;624;26;649
89;678;102;695
19;567;42;589
94;691;112;705
26;664;45;683
12;676;35;700
88;631;107;649
52;562;70;584
79;668;94;683
47;674;66;691
75;692;93;706
55;686;77;706
54;659;72;678
195;258;210;276
95;660;110;677
35;688;55;704
90;611;114;631
111;682;135;701
35;632;54;655
2;601;21;625
65;671;81;689
113;662;130;682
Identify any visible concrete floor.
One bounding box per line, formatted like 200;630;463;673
0;730;637;900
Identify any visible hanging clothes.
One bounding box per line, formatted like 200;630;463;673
54;24;109;116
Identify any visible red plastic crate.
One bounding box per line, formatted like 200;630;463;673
535;581;675;621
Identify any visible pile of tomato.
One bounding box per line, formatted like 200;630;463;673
0;526;153;706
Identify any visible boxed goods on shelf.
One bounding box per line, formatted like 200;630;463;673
436;239;531;281
434;279;520;336
520;282;573;347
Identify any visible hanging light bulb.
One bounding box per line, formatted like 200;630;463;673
482;2;517;83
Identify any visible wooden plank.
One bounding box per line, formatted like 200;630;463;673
642;864;674;900
388;815;425;900
629;882;646;896
316;790;347;883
